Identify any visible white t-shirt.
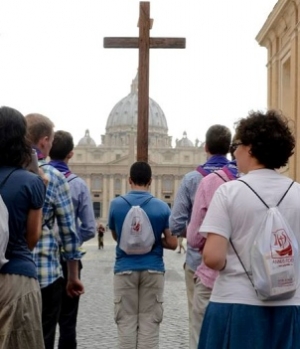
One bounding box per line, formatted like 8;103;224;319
199;169;300;306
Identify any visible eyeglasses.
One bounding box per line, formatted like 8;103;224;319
230;142;243;152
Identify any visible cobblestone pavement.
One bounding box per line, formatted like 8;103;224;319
59;234;189;348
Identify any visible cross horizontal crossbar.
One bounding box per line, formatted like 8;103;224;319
104;37;186;49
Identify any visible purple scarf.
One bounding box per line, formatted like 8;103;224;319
196;155;229;177
222;159;239;180
48;160;71;178
33;147;46;160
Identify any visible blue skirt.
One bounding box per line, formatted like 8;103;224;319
198;302;300;349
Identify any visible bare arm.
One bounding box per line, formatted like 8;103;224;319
162;228;178;250
26;208;43;250
202;233;228;270
111;230;117;242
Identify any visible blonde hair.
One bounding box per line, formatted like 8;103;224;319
25;113;55;144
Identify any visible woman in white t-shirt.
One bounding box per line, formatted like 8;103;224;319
198;110;300;349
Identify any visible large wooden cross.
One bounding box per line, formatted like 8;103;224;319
104;1;185;162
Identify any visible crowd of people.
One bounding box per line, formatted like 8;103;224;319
0;105;300;349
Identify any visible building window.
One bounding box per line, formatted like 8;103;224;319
94;154;101;161
92;177;102;191
164;154;172;161
116;154;121;160
93;202;101;218
162;176;173;192
114;178;121;191
184;155;190;163
76;154;82;161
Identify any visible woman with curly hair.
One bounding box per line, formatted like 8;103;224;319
0;106;46;349
198;110;300;349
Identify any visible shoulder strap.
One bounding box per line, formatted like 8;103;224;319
238;180;269;209
238;179;294;208
214;172;227;183
140;196;153;207
120;196;131;207
0;168;18;192
196;166;209;177
277;181;294;206
67;175;78;184
230;239;256;290
120;195;153;208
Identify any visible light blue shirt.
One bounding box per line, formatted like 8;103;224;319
67;174;96;244
169;170;203;271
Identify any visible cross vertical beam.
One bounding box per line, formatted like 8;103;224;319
138;2;150;162
104;1;186;163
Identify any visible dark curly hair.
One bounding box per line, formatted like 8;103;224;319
235;110;295;169
0;106;32;167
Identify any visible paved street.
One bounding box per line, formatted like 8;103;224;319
71;233;189;348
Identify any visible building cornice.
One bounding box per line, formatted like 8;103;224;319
256;0;290;47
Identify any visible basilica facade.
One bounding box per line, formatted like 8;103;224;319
256;0;300;180
69;74;206;222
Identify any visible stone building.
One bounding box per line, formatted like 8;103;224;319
69;73;206;222
256;0;300;180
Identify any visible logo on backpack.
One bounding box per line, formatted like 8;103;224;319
119;196;155;255
237;180;299;301
271;229;293;258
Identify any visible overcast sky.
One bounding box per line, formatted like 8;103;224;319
0;0;277;146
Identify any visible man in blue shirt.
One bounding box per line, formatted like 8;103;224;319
109;161;177;349
49;130;96;349
170;124;231;348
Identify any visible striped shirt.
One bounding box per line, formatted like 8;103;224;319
33;161;82;288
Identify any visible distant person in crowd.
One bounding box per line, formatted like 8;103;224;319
49;130;96;349
0;106;46;349
26;113;84;349
198;110;300;349
187;139;239;349
97;223;105;249
169;124;231;348
109;161;177;348
177;236;186;254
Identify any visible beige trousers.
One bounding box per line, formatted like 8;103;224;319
184;263;196;349
114;270;164;349
190;278;212;349
0;274;44;349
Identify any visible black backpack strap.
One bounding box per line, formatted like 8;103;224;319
238;180;269;209
120;196;131;207
239;179;294;208
214;172;227;183
140;196;153;207
0;168;18;192
39;163;48;168
67;175;78;184
120;196;153;208
276;181;294;206
230;239;256;291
